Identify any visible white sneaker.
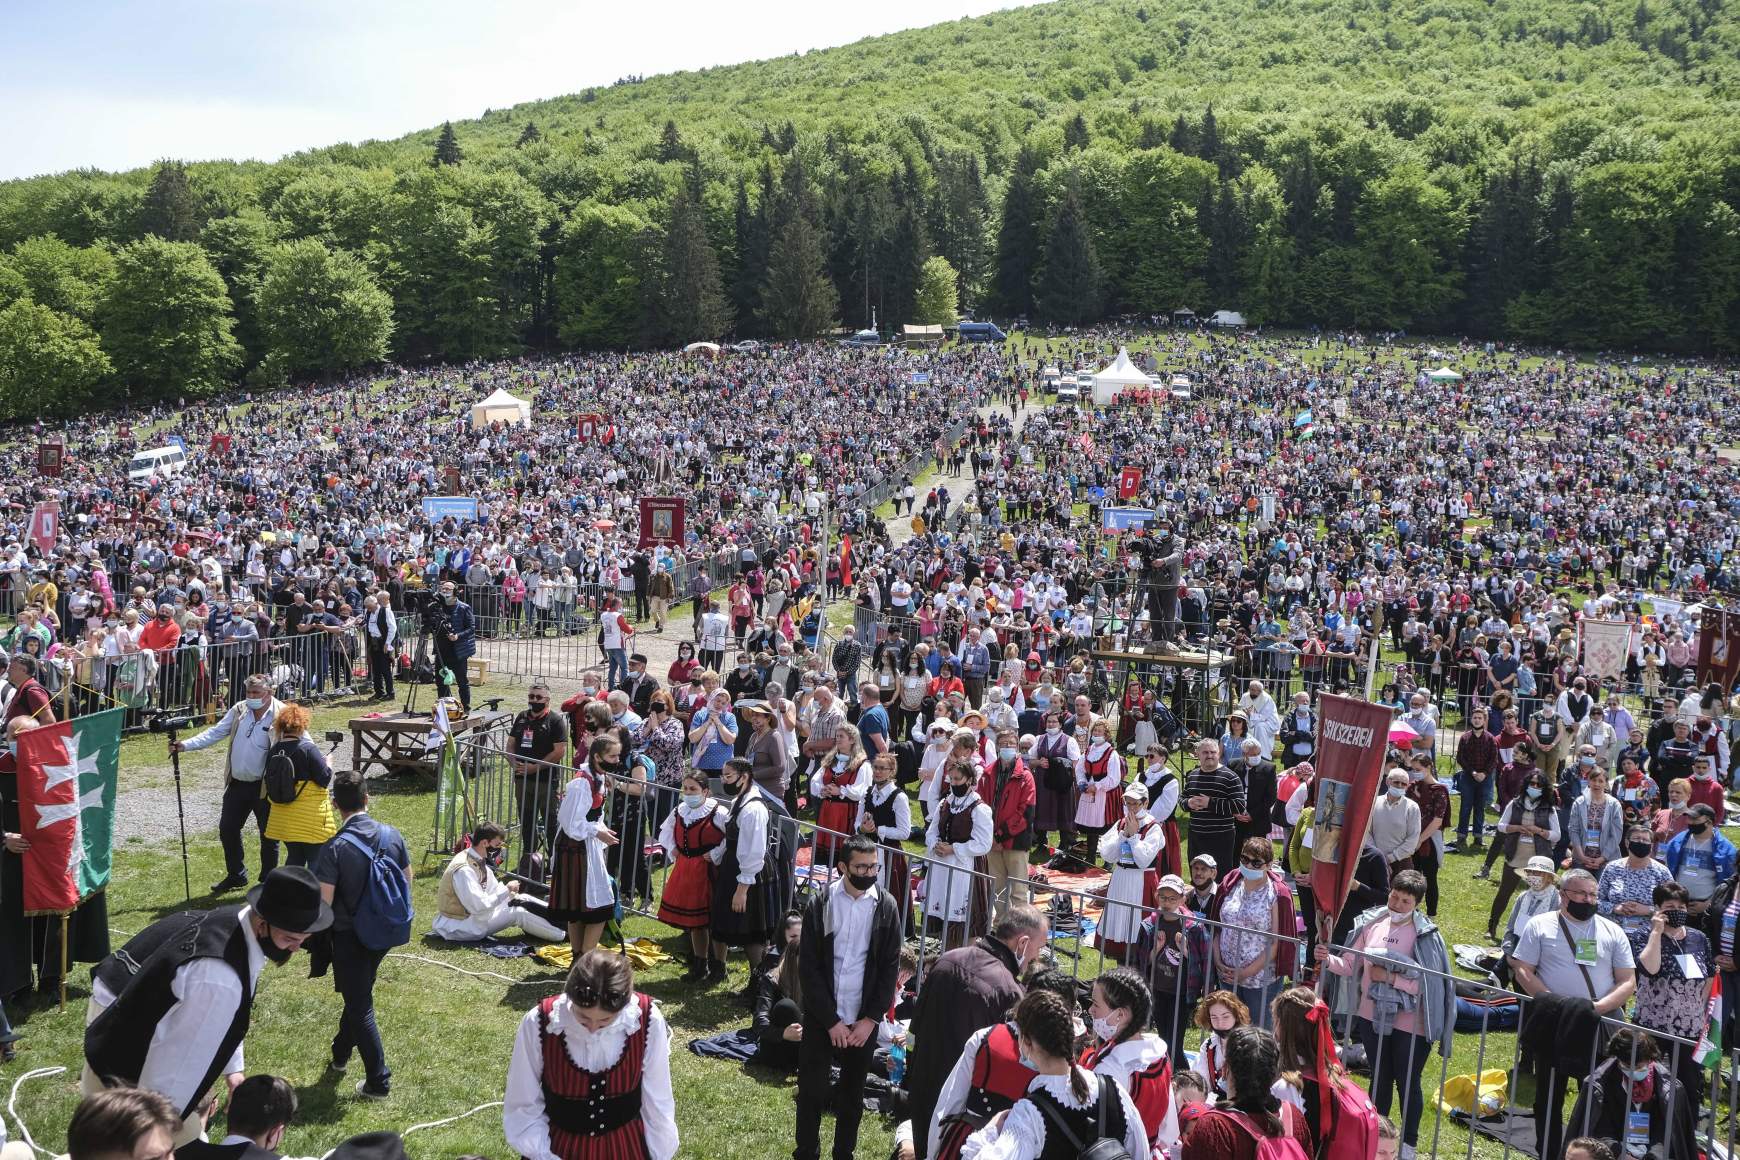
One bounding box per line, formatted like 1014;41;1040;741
1400;1145;1416;1160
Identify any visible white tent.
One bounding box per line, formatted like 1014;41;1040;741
1090;347;1155;405
470;387;531;430
1426;366;1464;382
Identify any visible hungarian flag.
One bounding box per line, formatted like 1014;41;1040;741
13;709;123;914
838;534;853;589
1118;466;1143;500
1696;974;1724;1069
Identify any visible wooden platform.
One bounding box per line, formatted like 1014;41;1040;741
348;708;511;777
1090;645;1232;669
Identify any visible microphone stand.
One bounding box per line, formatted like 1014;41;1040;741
165;726;192;903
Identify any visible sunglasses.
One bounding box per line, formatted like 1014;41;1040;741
1239;857;1268;868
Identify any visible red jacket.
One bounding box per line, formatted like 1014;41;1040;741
978;758;1037;851
1208;867;1300;981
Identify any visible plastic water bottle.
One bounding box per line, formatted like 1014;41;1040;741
889;1041;907;1085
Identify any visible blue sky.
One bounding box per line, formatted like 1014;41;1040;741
1;0;1029;181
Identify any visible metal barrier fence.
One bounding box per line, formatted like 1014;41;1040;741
436;726;1740;1160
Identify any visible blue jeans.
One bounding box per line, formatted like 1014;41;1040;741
331;929;391;1088
606;647;628;688
1455;770;1492;840
1237;979;1283;1030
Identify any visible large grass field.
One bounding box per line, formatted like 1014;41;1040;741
6;723;1648;1160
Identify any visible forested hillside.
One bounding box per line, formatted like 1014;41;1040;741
3;0;1739;415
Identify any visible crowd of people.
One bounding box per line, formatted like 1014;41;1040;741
4;329;1740;1160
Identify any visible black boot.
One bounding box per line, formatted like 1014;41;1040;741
706;958;727;985
683;956;708;983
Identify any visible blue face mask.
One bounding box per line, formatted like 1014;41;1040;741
1240;865;1266;882
245;697;265;711
1627;1066;1652;1082
681;793;704;809
998;747;1018;763
1018;1051;1040;1071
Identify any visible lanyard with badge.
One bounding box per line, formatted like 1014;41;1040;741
1558;913;1602;982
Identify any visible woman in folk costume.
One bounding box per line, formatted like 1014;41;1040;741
809;720;869;871
855;751;913;924
1075;717;1126;839
652;769;728;983
926;757;994;949
1083;968;1180;1159
504;949;678;1160
550;735;624;958
1140;744;1185;878
1096;783;1166;963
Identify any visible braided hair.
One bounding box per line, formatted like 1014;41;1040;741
1094;967;1152;1046
1014;989;1091;1103
1225;1025;1286;1136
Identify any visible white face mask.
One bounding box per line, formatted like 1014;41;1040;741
1091;1015;1122;1042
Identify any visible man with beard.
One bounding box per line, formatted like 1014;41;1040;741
81;867;332;1147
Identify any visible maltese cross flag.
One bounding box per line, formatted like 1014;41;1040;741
14;709;123;914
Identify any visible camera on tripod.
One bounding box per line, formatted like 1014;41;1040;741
146;711;198;734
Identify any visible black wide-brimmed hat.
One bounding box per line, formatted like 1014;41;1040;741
246;866;333;934
327;1132;408;1160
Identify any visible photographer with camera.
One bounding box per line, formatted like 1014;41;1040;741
172;674;283;893
432;581;476;711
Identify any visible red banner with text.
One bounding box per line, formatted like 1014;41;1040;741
1308;694;1394;931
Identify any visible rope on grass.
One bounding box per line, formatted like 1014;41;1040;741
7;1066;68;1157
401;1100;506;1137
386;952;561;989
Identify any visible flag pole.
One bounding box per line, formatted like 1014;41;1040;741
59;912;69;1010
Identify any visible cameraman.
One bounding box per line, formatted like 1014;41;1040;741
433;581;476;711
172;673;282;893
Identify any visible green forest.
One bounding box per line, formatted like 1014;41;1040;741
3;0;1740;416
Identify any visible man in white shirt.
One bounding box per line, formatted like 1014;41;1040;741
1368;766;1423;873
794;835;902;1160
82;868;330;1147
432;822;565;943
172;674;282;893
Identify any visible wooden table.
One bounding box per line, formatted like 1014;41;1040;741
348;709;511;777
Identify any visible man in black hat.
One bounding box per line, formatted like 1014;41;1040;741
616;652;658;719
82;867;332;1147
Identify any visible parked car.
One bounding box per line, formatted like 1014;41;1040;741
841;329;883;347
1054;380;1081;403
730;340;763;353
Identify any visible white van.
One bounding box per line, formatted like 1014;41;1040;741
128;445;188;483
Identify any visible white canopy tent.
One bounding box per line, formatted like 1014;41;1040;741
1426;366;1464;382
1090;347;1155;405
470;387;532;430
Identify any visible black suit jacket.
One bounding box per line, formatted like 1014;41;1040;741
797;883;902;1029
617;670;659;718
177;1140;278;1160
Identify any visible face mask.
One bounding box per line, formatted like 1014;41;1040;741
682;793;704;809
721;777;743;797
1386;785;1406;799
1627;1066;1652;1083
1045;726;1060;737
1525;786;1543;801
257;928;296;966
484;847;505;867
950;783;971;799
998;747;1017;763
245;697;265;711
1697;769;1713;780
1565;899;1598;921
1388;907;1412;923
1627;840;1653;859
1670;802;1686;813
1408;769;1426;782
1689;822;1710;836
847;871;878;892
1239;865;1266;882
1663;909;1687;928
1092;1015;1122;1042
1527;878;1553;894
1092;734;1108;747
1579;756;1595;768
1018;1051;1040;1071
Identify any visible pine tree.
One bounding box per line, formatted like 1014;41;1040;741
137;161;202;242
1064;112;1091;152
1138;120;1166;150
760;160;838;338
1169;115;1196;156
1199;106;1221;171
991;148;1043;318
732;167;776;333
658;120;686;163
432;122;464;167
516;122;543;148
1034;184;1105;325
656;184;732;341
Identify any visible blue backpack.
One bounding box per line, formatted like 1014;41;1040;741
336;827;414;950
